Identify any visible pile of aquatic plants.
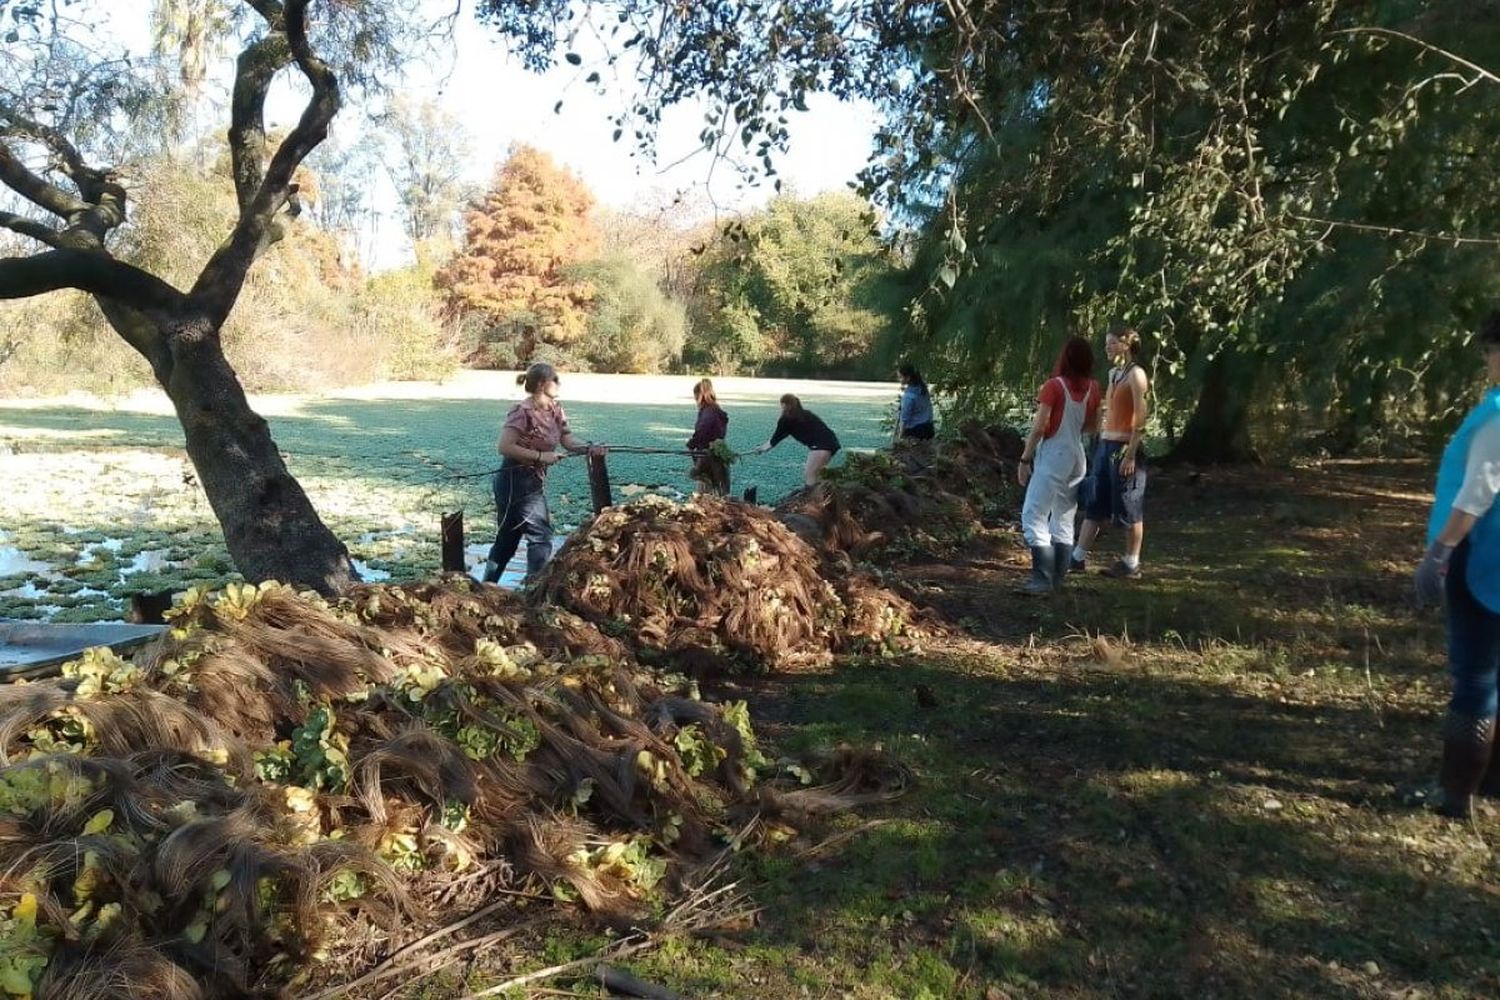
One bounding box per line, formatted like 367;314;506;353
776;421;1026;557
0;578;776;998
534;495;924;673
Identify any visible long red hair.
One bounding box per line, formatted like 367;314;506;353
1053;336;1095;381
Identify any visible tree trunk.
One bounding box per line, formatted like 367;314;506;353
1168;353;1261;465
158;317;357;595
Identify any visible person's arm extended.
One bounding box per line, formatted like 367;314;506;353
560;429;605;455
1017;402;1052;487
753;416;789;455
1120;368;1149;476
498;425;558;466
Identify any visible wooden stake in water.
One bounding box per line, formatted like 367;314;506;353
587;452;613;513
440;511;465;572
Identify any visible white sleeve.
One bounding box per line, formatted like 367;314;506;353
1454;417;1500;517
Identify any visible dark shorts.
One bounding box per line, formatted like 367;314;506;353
1083;439;1146;526
902;421;935;440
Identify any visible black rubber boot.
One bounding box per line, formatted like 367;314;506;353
1479;730;1500;799
1051;543;1072;590
1436;711;1496;819
481;559;502;584
1019;546;1055;595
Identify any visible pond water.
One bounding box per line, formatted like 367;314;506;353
0;372;899;619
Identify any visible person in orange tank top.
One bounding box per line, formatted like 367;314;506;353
1073;327;1149;578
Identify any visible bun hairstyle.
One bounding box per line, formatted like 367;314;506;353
518;362;558;394
1110;326;1143;360
780;393;804;416
694;378;718;408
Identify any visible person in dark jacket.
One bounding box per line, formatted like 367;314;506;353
751;393;841;486
687;378;731;495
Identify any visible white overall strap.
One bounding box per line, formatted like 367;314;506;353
1055;377;1088;439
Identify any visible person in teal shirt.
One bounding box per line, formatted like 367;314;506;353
1414;312;1500;818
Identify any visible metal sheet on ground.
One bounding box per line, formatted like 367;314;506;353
0;622;165;678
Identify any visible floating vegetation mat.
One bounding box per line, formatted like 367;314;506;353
0;578;817;998
534;495;925;674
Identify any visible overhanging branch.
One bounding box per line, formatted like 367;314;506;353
0;140;87;218
0;211;63;248
0;250;189;318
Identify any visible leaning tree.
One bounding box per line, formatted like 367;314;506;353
0;0;415;593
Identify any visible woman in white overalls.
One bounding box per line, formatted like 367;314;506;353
1017;336;1101;594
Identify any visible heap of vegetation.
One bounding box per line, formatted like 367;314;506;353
534;495;924;673
777;422;1026;557
0;578;781;997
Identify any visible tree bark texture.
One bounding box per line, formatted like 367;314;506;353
158;320;357;595
1168;352;1262;465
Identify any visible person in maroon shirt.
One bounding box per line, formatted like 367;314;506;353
687;378;731;495
482;362;603;584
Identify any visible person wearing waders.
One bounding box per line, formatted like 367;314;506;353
1412;312;1500;819
1073;327;1149;578
482;363;603;585
1017;337;1101;594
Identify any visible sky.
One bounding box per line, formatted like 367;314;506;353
99;1;880;270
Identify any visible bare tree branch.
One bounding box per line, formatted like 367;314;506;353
0;211;63;248
190;0;340;326
0;249;188;318
0;103;92;188
0;140;87;218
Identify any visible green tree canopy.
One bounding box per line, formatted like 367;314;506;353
685;191;892;376
569;253;685;373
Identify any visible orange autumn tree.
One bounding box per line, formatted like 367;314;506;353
436;144;599;365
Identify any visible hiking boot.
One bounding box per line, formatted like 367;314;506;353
1480;738;1500;799
1069;554;1087;573
1019;546;1054;595
1101;559;1141;580
1435;711;1496;819
1052;543;1073;590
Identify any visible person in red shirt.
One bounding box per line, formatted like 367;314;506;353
1016;336;1101;594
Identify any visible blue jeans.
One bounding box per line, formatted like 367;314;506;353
487;465;552;581
1082;439;1146;526
1447;540;1500;719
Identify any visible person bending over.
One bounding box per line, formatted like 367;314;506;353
751;394;841;487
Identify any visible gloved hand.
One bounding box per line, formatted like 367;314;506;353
1414;540;1455;608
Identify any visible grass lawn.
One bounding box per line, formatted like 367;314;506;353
396;459;1492;1000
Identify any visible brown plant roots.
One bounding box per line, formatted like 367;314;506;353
532;496;925;674
775;421;1026;557
0;579;778;998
